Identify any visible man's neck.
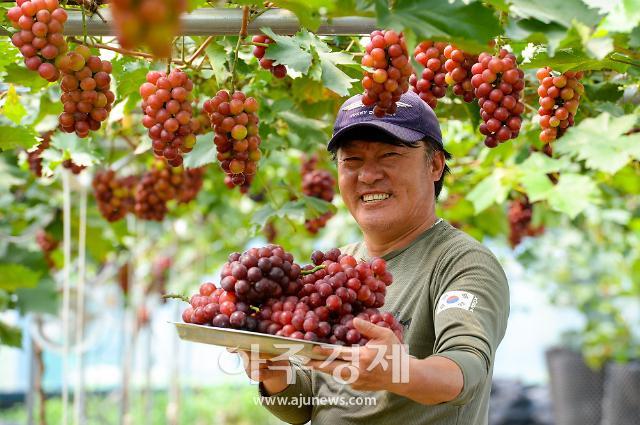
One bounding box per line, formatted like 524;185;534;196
364;214;438;258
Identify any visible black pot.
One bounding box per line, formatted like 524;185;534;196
601;361;640;425
545;347;604;425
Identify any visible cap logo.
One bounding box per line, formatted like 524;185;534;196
341;100;413;111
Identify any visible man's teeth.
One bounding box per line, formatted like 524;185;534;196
362;193;390;202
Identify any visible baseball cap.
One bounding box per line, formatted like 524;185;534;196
327;90;443;152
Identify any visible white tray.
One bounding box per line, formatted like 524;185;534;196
172;322;335;360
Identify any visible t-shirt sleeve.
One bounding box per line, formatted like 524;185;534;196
258;360;314;424
430;242;510;405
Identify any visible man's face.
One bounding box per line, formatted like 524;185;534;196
337;140;442;236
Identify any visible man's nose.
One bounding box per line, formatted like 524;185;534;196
358;161;384;185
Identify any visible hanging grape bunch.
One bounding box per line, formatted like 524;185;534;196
140;69;198;167
182;247;404;345
536;67;584;144
133;160;176;221
7;0;68;82
36;229;58;269
471;49;525;148
361;30;413;117
443;44;477;103
57;46;114;138
409;41;448;109
109;0;185;57
251;34;287;79
26;131;53;177
301;156;336;234
92;170;138;222
203;90;261;191
175;167;205;204
508;198;544;248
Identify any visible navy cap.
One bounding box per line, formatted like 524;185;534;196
327;90;443;152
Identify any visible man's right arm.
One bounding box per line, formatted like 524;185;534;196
239;352;313;424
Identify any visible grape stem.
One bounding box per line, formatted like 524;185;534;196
186;36;214;65
249;41;270;47
162;294;190;303
67;37;188;65
230;5;250;92
301;264;326;275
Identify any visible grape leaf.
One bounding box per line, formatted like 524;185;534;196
0;125;38;151
0;320;22;348
521;48;628;72
375;0;501;52
0;40;20;74
467;172;510;213
509;0;602;28
553;113;640;174
261;28;313;74
183;134;217;168
252;200;307;228
546;174;600;218
0;263;41;291
236;0;337;31
50;132;102;167
520;173;555;202
2;63;49;91
205;40;231;86
15;278;58;315
584;0;640;33
1;84;27;124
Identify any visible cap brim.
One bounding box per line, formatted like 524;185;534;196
327;121;425;152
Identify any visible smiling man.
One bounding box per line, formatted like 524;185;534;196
247;90;510;425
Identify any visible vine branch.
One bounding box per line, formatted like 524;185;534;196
230;5;250;93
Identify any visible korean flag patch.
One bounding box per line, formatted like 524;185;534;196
437;291;478;314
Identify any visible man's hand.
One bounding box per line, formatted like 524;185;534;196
308;317;406;392
229;348;292;395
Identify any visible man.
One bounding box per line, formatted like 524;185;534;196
240;90;510;424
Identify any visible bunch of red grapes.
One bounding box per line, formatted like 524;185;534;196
182;246;403;345
471;49;525;148
109;0;185;57
536;67;584;143
409;41;448;109
361;30;413;117
57;46;114;138
92;170;138;222
508;198;544;248
7;0;68;82
141;69;197;167
301;156;336;234
175;167;205;203
133;161;177;221
132;161;204;221
251;34;287;79
36;229;58;269
443;45;477;103
26;131;53;177
204;90;261;192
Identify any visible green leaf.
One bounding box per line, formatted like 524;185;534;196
183;134;217;168
0;125;38;151
520;173;555;202
50;132;102;167
554;113;640;173
0;320;22;348
0;263;41;291
509;0;602;28
205;39;231;86
2;63;49;91
111;57;150;112
585;0;640;33
271;0;336;32
1;84;27;124
252;200;307;228
375;0;501;52
261;28;313;74
467;172;509;213
546;174;599;218
15;278;58;315
521;47;628;72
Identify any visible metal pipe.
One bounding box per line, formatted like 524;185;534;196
62;8;376;36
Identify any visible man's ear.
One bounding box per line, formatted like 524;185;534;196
431;150;446;180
